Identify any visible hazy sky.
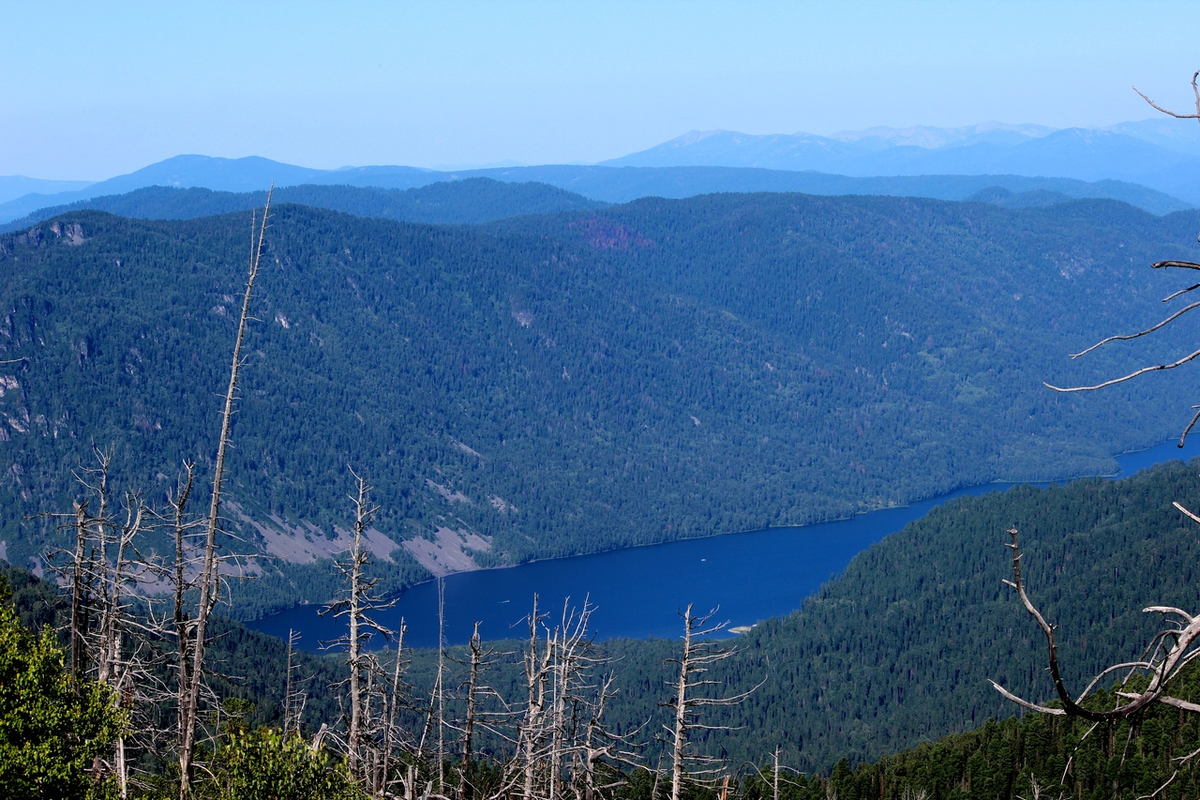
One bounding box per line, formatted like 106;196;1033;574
4;1;1200;180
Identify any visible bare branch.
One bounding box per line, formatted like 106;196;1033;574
1133;71;1200;121
1068;300;1200;359
1045;344;1200;393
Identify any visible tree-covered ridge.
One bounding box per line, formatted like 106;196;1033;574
0;178;607;234
607;459;1200;772
2;195;1200;616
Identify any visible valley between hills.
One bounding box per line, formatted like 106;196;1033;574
7;176;1200;798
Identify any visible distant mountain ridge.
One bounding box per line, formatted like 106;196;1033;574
4;118;1200;222
830;121;1055;149
0;159;1191;225
603;125;1200;204
0;176;94;206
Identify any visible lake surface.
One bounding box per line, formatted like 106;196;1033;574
250;438;1200;651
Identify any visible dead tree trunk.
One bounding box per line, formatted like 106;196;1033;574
458;622;484;800
381;620;408;799
323;470;395;790
170;462;196;776
178;188;272;799
666;604;761;800
519;594;551;800
347;481;368;776
69;499;89;681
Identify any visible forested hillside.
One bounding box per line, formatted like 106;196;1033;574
2;195;1200;615
586;459;1200;771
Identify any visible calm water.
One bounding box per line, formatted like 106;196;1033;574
249;438;1200;651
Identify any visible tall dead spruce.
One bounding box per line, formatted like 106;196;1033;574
177;187;273;799
501;596;641;800
323;469;397;791
665;605;761;800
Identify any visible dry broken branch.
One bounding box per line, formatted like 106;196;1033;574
1133;71;1200;121
994;527;1200;724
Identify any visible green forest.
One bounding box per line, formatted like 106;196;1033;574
5;185;1200;798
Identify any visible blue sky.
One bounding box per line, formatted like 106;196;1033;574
4;1;1200;180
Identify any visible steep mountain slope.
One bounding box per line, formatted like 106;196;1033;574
1;195;1200;615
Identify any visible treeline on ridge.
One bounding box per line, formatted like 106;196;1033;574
0;179;608;234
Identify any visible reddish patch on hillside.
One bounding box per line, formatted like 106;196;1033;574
570;217;655;251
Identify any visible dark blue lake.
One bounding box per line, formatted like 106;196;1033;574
249;438;1200;651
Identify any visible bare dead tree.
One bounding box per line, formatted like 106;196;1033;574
992;525;1200;795
69;497;89;679
1134;71;1200;123
380;620;411;799
516;594;552;800
665;605;762;800
282;628;310;738
43;446;161;798
165;461;201;781
178;187;272;799
94;487;146;800
569;670;644;800
487;595;644;800
412;578;452;800
322;469;397;787
455;621;496;800
546;597;634;800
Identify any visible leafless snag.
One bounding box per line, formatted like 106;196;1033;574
487;595;642;800
178;186;272;799
380;620;412;798
514;593;552;800
1005;72;1200;797
321;469;397;788
43;446;161;798
994;526;1200;798
455;621;495;800
413;577;449;797
735;747;804;800
282;628;310;737
665;604;763;800
569;670;646;800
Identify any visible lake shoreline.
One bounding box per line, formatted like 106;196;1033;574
250;437;1200;650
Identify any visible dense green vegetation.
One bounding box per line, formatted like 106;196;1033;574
0;574;125;799
0;179;607;234
3;195;1200;616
